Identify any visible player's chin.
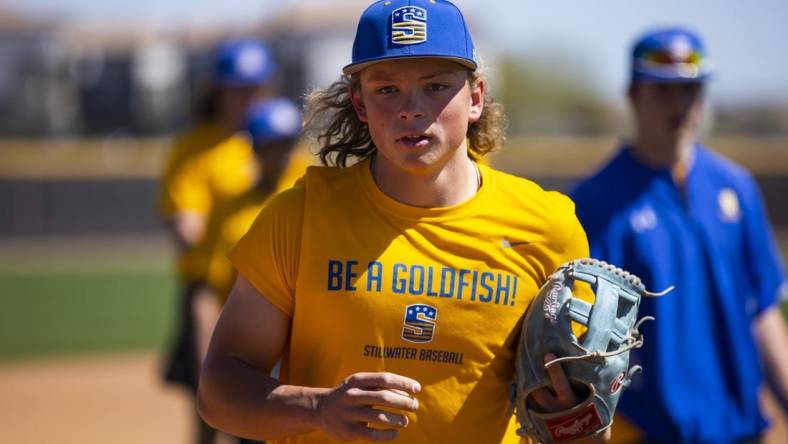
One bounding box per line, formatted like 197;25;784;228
404;146;455;170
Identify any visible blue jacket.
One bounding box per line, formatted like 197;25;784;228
571;145;785;444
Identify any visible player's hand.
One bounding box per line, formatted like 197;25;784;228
530;354;582;412
530;354;611;443
314;372;421;441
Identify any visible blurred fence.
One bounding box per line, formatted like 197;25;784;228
1;136;787;237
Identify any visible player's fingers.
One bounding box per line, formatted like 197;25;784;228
344;387;419;412
347;423;399;442
349;407;409;428
544;354;577;407
345;372;421;394
529;386;561;412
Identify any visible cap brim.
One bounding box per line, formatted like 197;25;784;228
631;71;712;84
343;55;477;75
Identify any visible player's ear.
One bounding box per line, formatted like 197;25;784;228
349;82;368;123
468;76;484;124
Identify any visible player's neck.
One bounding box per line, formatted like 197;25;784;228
370;150;481;208
631;138;695;187
631;137;694;170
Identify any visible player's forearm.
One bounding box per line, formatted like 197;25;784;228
197;351;326;439
166;212;205;251
755;305;788;413
192;285;221;365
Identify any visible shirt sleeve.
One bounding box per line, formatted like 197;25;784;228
159;161;212;217
227;184;305;316
741;174;785;314
199;206;231;294
158;140;213;217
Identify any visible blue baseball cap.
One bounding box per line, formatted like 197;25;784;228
631;27;713;84
343;0;477;75
245;98;302;145
214;39;276;87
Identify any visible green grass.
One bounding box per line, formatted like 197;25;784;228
0;270;177;361
0;236;784;363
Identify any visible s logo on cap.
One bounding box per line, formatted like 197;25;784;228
391;6;428;45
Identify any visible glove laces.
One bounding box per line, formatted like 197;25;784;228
544;316;656;369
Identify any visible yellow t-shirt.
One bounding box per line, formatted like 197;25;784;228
229;159;590;444
158;122;257;218
276;146;313;193
182;146;314;290
185;190;269;302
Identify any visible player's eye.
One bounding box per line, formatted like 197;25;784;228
425;83;449;92
376;86;397;95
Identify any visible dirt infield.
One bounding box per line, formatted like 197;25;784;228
0;352;191;444
0;351;785;443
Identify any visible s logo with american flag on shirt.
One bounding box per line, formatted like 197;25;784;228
402;304;437;343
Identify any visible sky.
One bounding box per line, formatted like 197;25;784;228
11;0;788;105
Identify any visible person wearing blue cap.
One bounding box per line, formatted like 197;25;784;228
186;97;304;444
190;97;303;309
160;38;277;252
197;1;608;443
571;27;788;444
158;38;278;444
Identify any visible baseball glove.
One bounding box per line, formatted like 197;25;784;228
514;258;671;443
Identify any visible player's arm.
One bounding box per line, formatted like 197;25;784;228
739;175;788;413
191;283;222;367
159;151;211;251
166;212;206;252
197;273;421;441
754;304;788;413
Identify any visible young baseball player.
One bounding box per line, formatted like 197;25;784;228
571;27;788;444
197;1;607;442
159;39;277;253
188;98;304;309
159;38;277;444
186;97;304;444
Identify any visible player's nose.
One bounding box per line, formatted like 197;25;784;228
398;90;426;120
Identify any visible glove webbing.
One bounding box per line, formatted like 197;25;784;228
545;264;673;370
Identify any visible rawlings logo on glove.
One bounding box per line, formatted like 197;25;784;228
546;404;603;442
514;258;672;444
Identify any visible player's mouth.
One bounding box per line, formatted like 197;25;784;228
396;134;433;148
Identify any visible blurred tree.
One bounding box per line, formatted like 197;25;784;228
714;103;788;135
495;52;622;136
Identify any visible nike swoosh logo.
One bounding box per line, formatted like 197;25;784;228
501;239;531;248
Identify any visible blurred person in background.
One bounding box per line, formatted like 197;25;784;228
571;27;788;444
185;97;304;444
158;38;276;444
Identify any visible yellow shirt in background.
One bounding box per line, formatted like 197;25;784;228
158;122;257;218
275;146;313;194
229;159;591;444
183;145;314;293
184;189;269;300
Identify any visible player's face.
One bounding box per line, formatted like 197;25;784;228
630;81;705;147
350;58;484;175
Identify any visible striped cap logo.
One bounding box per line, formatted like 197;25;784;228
391;6;427;45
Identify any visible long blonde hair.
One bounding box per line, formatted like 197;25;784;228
303;64;507;167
